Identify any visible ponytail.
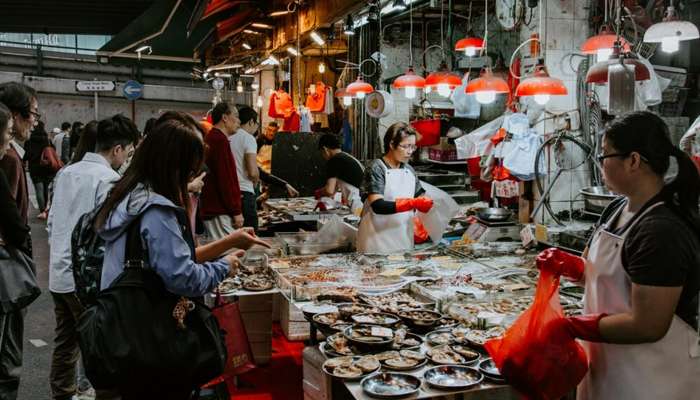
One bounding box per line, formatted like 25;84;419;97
667;146;700;234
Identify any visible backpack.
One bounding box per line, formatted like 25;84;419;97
71;205;106;307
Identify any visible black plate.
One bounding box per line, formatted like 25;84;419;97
361;372;421;398
424;365;484;390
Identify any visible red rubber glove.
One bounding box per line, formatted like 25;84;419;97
315;201;327;212
565;314;607;342
543;314;607;344
314;188;325;200
395;197;434;213
536;248;585;281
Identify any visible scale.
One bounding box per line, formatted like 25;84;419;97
464;217;521;243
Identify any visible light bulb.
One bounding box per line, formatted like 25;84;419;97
237;82;243;93
661;36;680;53
475;91;496;104
533;94;551;105
343;96;352;106
596;48;613;62
251;82;259;90
356;91;366;100
256;96;263;108
465;47;477;57
437;83;451;97
405;86;417;99
318;63;326;74
425;86;432;94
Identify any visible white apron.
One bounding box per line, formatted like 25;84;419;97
337;179;363;216
578;200;700;400
356;162;415;254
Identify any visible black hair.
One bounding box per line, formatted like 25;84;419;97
268;121;279;128
0;103;10;144
143;117;157;137
0;82;37;119
211;102;232;124
70;120;98;164
239;106;258;126
96;114;205;229
383;122;417;154
61;122;71;131
319;133;341;150
95;114;140;152
155;111;203;137
70;121;84;150
605;111;700;233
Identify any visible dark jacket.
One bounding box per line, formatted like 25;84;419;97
0;169;31;254
25;132;54;180
0;144;29;224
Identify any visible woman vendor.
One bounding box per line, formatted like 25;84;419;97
538;111;700;399
356;122;433;254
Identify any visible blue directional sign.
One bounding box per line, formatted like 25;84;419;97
123;80;144;101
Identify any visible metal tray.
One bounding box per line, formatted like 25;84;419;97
424;365;484;390
322;356;381;381
361;372;421;398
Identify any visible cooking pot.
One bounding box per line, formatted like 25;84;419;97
580;186;617;215
476;207;513;222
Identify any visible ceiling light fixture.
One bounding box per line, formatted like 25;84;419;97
392;1;425;100
515;63;568;105
466;68;510;104
581;25;631;62
269;10;291;17
287;46;299;56
251;23;274;29
237;80;244;93
644;5;699;53
346;76;374;99
392;0;407;12
243;29;261;35
242;42;252;50
135;45;152;60
310;31;325;46
343;15;355;35
318;62;326;74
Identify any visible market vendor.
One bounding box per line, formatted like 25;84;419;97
315;133;364;215
357;122;433;254
537;111;700;399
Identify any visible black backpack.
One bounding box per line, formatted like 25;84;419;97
71;205;105;307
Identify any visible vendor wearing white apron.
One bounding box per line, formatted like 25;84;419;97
315;133;365;215
537;111;700;400
357;122;433;254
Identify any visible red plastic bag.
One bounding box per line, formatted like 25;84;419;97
485;269;588;400
213;299;256;377
413;216;429;244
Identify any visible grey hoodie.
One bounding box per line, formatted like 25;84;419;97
98;184;229;297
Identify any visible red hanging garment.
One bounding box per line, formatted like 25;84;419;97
305;82;327;112
283;110;300;132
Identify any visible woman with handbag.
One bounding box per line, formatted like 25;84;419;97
0;103;40;399
25;121;58;219
86;111;268;399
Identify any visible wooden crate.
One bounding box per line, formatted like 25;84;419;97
303;346;331;400
238;294;273;365
279;295;324;341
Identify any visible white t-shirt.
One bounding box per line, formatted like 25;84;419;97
229;128;258;193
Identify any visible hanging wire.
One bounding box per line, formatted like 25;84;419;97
409;0;414;66
484;0;488;54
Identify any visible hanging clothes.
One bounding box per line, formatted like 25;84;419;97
269;89;294;119
305;82;327;112
299;107;312;132
324;86;334;114
282;110;300;132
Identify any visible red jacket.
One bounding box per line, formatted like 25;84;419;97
0;144;29;224
200;127;242;219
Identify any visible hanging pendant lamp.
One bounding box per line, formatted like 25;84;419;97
393;67;426;99
581;25;631;62
335;87;353;106
515;64;567;105
455;37;484;57
644;5;699;53
466;68;510;104
585;47;651;84
425;62;462;97
346;76;374;99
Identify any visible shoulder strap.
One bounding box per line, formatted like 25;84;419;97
124;216;146;268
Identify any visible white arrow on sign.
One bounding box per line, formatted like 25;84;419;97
76;81;116;92
124;86;142;95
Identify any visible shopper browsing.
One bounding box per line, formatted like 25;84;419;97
537;111;700;399
357;122;433;254
200;102;245;238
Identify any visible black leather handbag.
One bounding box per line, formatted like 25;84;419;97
0;244;40;313
77;217;226;393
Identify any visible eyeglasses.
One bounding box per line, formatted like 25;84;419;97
596;152;649;163
29;110;41;120
398;144;417;152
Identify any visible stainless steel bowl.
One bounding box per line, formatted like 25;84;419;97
476;207;513;222
580;186;617;215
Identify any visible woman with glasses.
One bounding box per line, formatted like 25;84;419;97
357;122;433;253
537;111;700;399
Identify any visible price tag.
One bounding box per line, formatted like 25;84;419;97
493;180;519;198
535;224;549;243
465;223;487;242
520;225;536;247
371;327;394;338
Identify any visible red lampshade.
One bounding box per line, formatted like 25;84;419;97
334;87;348;97
515;65;568;97
585;56;651;84
455;37;485;54
346;76;374;96
425;71;462;89
466;69;510;94
581;26;631;54
393;67;426;89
